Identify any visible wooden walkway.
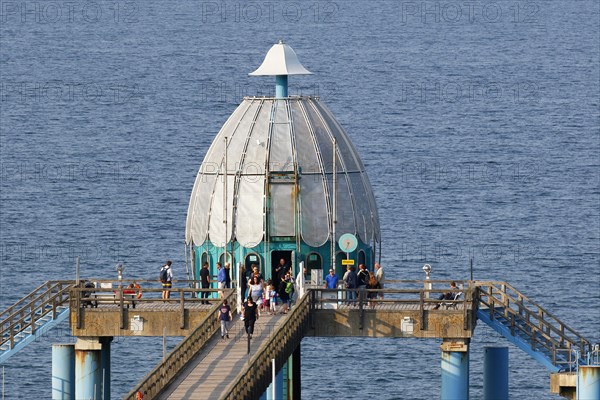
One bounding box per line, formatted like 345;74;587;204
159;312;286;400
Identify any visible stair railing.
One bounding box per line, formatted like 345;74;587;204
221;292;311;400
1;281;73;352
475;281;592;367
124;289;236;400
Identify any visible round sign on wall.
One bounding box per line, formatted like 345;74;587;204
338;233;358;253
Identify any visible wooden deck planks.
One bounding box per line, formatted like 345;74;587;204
160;313;286;400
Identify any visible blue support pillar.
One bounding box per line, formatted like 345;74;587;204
441;340;469;400
265;364;284;400
52;344;75;400
483;347;508;400
276;75;288;98
100;337;111;400
291;344;301;400
578;366;600;400
75;348;101;400
75;338;110;400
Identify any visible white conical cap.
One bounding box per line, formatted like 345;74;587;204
249;40;312;76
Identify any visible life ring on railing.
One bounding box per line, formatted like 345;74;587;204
133;283;142;299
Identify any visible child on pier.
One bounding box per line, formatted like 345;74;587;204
268;284;278;315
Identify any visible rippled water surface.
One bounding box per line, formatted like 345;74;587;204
1;0;599;398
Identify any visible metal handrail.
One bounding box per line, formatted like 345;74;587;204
1;281;73;350
221;292;311;400
477;280;589;342
475;281;592;366
123;289;237;400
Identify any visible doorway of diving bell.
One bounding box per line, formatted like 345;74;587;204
270;250;295;283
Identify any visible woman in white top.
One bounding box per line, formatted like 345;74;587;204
248;276;263;303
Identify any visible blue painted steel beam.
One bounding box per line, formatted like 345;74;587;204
441;349;469;399
52;344;75;400
578;366;600;400
484;347;509;400
476;309;561;373
0;306;70;364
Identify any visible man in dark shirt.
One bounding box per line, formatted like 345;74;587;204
224;262;231;288
200;262;210;304
273;258;288;291
357;264;370;289
344;266;358;304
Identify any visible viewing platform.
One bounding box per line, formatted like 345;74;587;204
2;279;597;400
67;279;474;340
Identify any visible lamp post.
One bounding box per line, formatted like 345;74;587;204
423;264;432;299
115;263;125;289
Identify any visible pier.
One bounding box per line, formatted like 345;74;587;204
1;278;597;399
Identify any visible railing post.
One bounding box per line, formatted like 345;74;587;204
510;314;515;336
419;290;425;326
310;290;315;330
10;325;14;349
180;289;185;329
358;289;364;330
30;303;36;335
463;291;468;331
76;288;83;330
119;288;126;329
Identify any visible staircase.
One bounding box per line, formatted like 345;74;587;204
0;281;73;364
474;281;592;372
126;291;310;400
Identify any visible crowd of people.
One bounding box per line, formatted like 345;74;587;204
337;263;385;308
217;259;297;340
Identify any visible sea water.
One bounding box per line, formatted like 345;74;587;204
0;0;598;398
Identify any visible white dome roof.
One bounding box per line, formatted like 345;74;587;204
185;96;380;248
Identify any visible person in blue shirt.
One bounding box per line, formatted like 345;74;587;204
217;262;226;298
324;268;339;289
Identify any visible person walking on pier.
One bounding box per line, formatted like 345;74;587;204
357;264;369;290
243;296;259;339
248;264;263;284
366;272;381;308
224;262;232;288
343;265;357;304
279;272;294;314
218;299;233;339
160;261;173;300
240;265;248;300
324;268;339;289
217;262;226;298
268;283;278;315
200;262;210;304
248;276;263;303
